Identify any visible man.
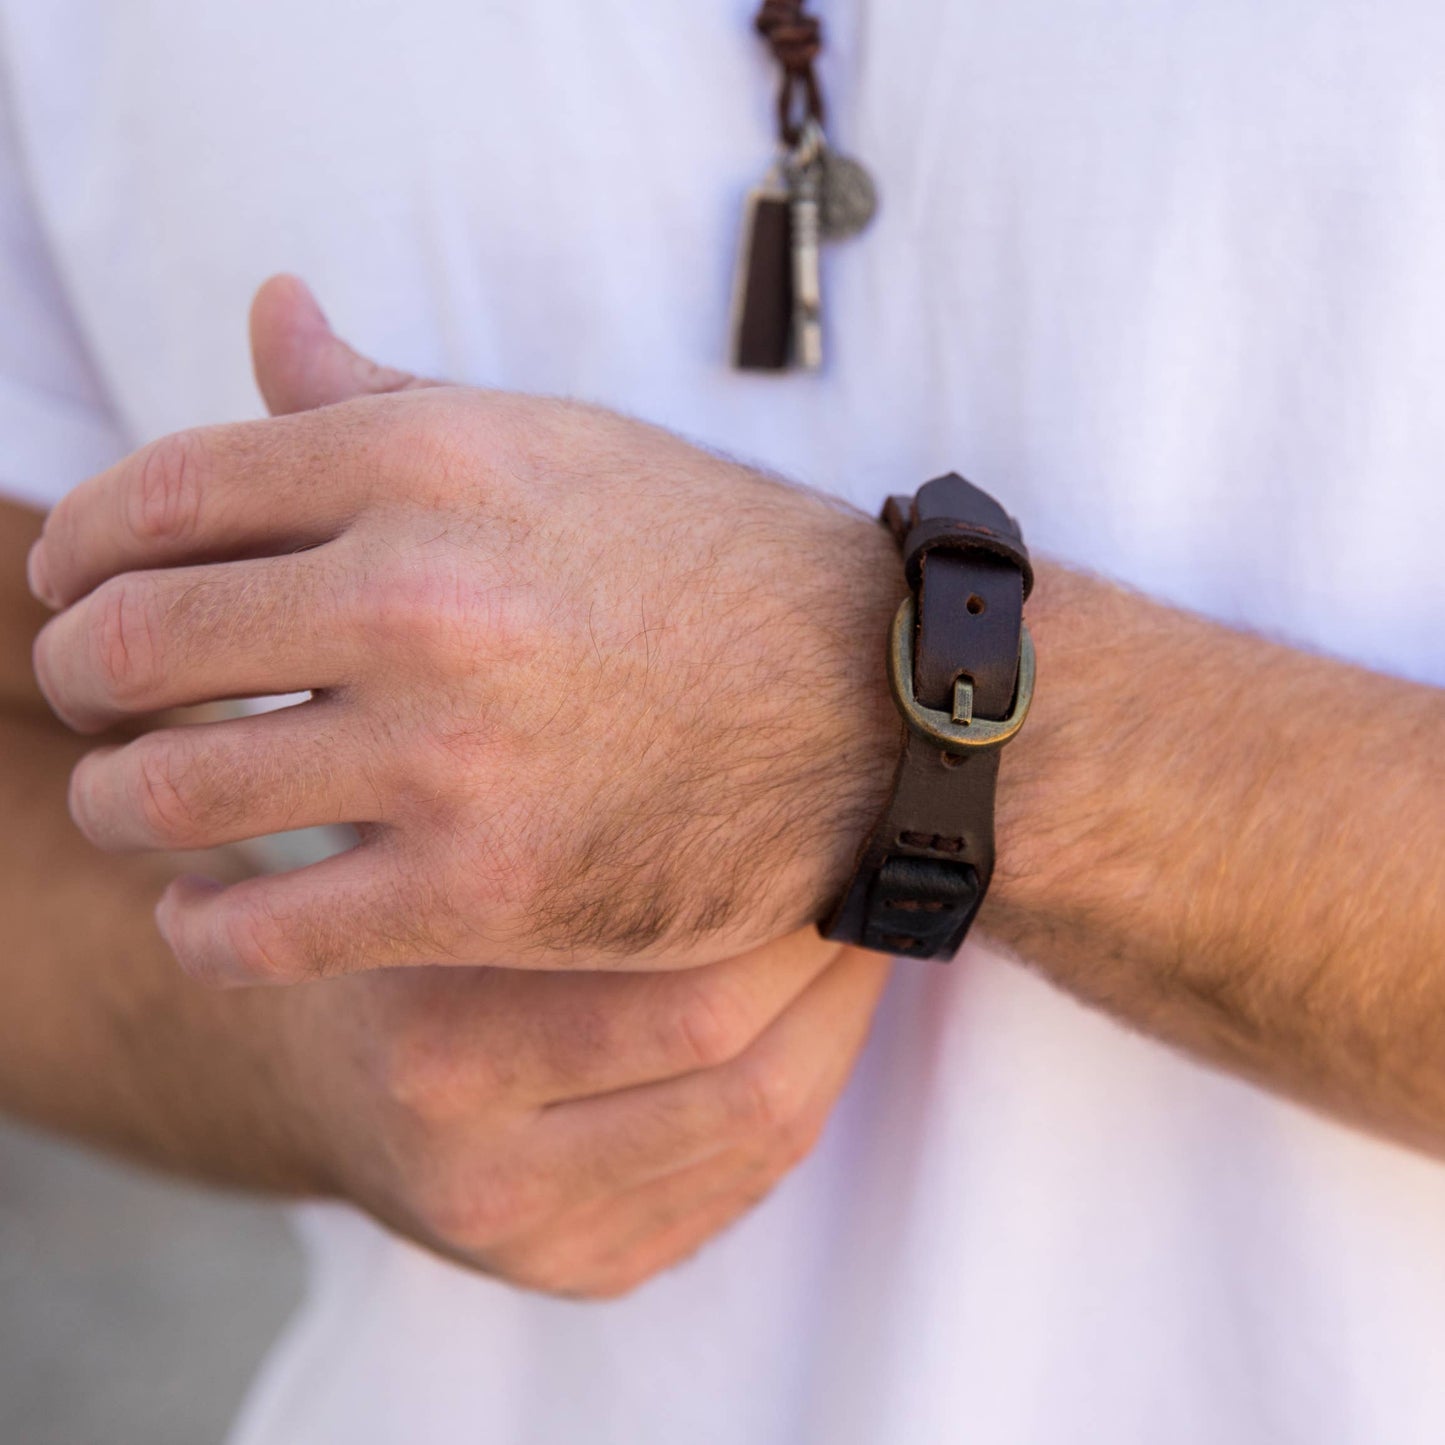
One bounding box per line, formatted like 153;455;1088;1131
2;2;1443;1442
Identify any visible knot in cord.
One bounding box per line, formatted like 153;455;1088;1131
754;0;825;144
755;0;822;71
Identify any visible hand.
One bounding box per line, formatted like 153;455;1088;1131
30;278;904;985
271;926;888;1298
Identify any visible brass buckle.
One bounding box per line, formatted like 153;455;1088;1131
887;593;1035;752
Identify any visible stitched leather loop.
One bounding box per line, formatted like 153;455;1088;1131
898;518;1034;598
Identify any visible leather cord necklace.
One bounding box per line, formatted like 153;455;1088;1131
731;0;878;372
755;0;825;144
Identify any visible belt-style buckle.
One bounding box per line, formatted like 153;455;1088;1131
887;593;1035;752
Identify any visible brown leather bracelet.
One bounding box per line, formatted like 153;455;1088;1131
821;473;1034;960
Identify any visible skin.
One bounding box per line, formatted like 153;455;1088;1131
5;276;1444;1298
30;379;906;983
0;499;890;1297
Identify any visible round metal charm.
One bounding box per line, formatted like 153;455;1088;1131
818;149;879;240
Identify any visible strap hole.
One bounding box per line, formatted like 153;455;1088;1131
941;751;965;770
897;831;967;853
966;594;987;615
881;934;920;951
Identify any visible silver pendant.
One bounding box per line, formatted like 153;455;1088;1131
818;148;879;241
789;156;824;370
728;119;877;374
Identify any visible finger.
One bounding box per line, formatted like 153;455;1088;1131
69;700;386;853
495;1035;855;1299
154;838;462;986
33;550;349;731
485;1141;780;1299
29;407;386;610
158;855;844;991
404;928;847;1108
250;274;441;416
459;947;889;1244
33;280;448;610
579;1160;790;1299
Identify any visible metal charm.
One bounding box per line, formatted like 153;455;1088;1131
729;119;877;373
788;148;824;371
730;171;795;371
818;148;879;241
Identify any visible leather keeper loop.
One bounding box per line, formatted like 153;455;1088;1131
884;483;1034;598
899;518;1034;599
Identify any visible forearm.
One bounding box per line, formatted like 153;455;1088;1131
0;704;316;1191
985;561;1445;1148
0;501;311;1192
21;355;1445;1157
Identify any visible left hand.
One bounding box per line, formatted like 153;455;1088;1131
266;925;888;1299
29;278;904;986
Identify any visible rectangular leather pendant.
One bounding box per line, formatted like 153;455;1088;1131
730;186;794;371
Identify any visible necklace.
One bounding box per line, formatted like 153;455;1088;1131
731;0;878;373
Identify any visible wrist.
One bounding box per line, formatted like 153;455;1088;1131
258;984;355;1199
795;507;908;918
983;561;1141;930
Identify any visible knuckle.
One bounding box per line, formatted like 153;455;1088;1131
129;431;205;545
375;1017;472;1123
223;902;305;985
378;392;484;492
728;1050;807;1137
418;1165;539;1256
414;813;539;926
773;1107;828;1173
131;740;203;845
359;565;467;660
488;1237;592;1299
354;537;536;673
90;578;161;706
669;974;758;1072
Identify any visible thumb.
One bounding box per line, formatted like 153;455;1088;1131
249;274;438;416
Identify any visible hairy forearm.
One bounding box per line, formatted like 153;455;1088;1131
985;562;1445;1149
0;502;309;1191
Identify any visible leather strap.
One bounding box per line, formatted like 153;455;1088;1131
822;473;1032;960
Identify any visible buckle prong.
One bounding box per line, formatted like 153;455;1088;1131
888;594;1034;752
951;676;974;725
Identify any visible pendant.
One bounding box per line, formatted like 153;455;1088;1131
730;120;878;374
789;146;824;371
730;174;794;371
818;148;878;241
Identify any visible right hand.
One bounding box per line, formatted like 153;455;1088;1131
270;925;888;1298
28;278;903;987
36;279;894;1297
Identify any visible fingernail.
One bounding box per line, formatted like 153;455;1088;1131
26;542;58;608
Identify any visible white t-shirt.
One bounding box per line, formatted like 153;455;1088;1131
3;2;1444;1441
